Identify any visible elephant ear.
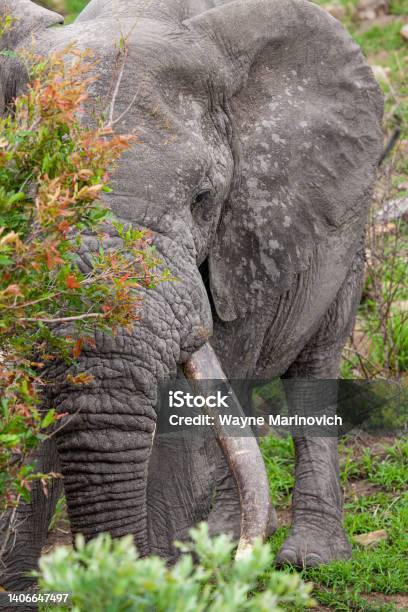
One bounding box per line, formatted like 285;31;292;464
184;0;383;321
0;0;63;50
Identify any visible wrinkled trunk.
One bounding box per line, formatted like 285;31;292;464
49;327;160;555
46;232;212;555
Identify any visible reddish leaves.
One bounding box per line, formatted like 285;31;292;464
65;275;81;290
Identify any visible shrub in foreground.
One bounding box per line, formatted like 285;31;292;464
37;523;314;612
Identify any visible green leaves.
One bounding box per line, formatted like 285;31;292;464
0;14;14;40
37;524;314;612
40;409;56;430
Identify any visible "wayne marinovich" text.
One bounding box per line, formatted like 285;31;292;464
168;414;343;427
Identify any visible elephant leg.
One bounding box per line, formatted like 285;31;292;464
147;431;217;560
277;380;351;567
0;437;63;591
147;431;247;558
206;448;241;541
276;252;365;567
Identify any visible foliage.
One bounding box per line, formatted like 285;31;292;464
5;3;407;611
341;201;408;380
36;523;314;612
0;13;13;40
0;40;166;510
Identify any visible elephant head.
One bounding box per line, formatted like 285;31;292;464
1;0;382;564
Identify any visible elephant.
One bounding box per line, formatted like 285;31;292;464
0;0;383;591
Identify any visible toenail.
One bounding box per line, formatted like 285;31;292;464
304;553;323;567
276;548;297;566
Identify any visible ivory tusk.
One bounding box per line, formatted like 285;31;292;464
183;342;276;559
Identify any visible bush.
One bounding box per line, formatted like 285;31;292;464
37;523;314;612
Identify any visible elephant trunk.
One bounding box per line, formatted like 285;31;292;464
51;328;160;556
48;231;213;556
184;343;276;559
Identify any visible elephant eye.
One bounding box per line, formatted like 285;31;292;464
192;190;211;207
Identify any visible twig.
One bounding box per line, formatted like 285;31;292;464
106;46;129;128
6;291;67;311
343;345;379;379
105;0;154;127
111;86;141;127
21;313;106;324
46;405;84;438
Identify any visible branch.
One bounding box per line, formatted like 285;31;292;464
6;291;66;311
20;313;106;324
111;87;141;127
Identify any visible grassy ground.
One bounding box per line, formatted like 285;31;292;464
261;434;408;611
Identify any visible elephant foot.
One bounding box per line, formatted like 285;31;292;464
275;521;351;568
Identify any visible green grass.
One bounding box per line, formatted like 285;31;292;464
63;0;88;23
38;0;89;23
48;495;67;533
390;0;408;16
368;457;407;490
64;0;88;13
262;434;408;611
260;434;295;505
355;20;406;53
350;226;408;378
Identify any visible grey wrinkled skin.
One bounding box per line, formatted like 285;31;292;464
0;0;383;588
